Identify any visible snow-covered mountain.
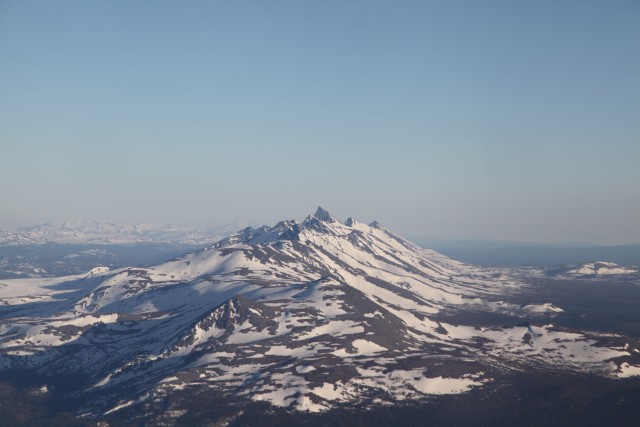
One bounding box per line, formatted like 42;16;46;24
0;208;638;421
0;220;248;246
0;228;39;245
566;261;638;276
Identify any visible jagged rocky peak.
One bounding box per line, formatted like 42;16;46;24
301;207;339;233
269;219;301;241
211;219;300;247
212;207;389;248
369;220;384;229
238;226;261;241
210;227;256;247
213;295;259;328
313;206;337;223
198;295;278;333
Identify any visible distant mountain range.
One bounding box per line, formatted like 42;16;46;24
565;261;638;276
0;220;250;246
1;207;638;423
424;239;640;266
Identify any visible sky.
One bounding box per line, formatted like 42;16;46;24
1;0;638;245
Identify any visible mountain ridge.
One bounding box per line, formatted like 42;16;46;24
0;220;251;246
0;207;638;420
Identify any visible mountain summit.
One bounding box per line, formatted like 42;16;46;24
0;208;638;420
313;206;337;222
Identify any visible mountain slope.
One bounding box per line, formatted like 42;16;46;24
0;208;638;419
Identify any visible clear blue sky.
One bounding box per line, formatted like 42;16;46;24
1;0;638;244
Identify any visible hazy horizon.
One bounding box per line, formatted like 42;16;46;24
3;211;639;249
1;1;638;245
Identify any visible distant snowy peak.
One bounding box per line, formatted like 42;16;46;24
567;262;638;276
27;220;129;234
0;220;249;246
86;266;111;277
0;229;38;245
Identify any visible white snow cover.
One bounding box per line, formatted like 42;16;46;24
332;339;387;357
0;220;248;245
615;362;640;378
0;207;638;416
523;303;564;314
567;262;637;276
